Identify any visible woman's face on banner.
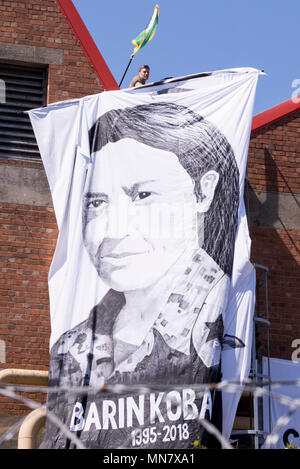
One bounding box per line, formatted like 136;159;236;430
83;138;199;292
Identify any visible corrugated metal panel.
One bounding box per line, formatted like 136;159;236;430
0;64;47;159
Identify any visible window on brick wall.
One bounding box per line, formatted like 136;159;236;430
0;63;47;158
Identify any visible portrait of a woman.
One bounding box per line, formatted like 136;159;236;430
41;102;240;449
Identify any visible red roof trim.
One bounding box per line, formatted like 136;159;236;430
252;95;300;132
55;0;119;91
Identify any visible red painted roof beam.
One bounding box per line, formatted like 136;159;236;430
252;95;300;132
55;0;119;91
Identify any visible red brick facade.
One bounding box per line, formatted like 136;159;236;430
0;193;56;414
0;0;104;414
248;112;300;360
249;112;300;193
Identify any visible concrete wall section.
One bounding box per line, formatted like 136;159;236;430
0;161;52;207
0;42;64;65
248;189;300;231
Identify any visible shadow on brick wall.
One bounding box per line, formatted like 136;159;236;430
247;147;300;360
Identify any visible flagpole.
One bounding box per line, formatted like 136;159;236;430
119;5;159;88
119;54;134;88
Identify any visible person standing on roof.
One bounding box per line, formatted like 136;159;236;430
129;65;150;88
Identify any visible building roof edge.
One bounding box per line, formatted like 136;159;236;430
252;95;300;133
55;0;119;91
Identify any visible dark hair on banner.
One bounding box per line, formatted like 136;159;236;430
88;102;239;276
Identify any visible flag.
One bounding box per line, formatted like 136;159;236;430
132;5;159;56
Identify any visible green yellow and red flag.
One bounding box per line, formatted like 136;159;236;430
131;5;159;56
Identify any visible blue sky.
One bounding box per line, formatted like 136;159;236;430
73;0;300;115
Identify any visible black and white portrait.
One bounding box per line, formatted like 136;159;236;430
41;102;240;449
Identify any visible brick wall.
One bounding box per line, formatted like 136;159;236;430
0;162;57;413
248;111;300;360
0;0;104;414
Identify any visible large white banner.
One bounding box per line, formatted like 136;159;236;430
262;357;300;449
29;68;261;449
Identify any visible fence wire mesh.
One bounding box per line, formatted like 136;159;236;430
1;378;300;450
